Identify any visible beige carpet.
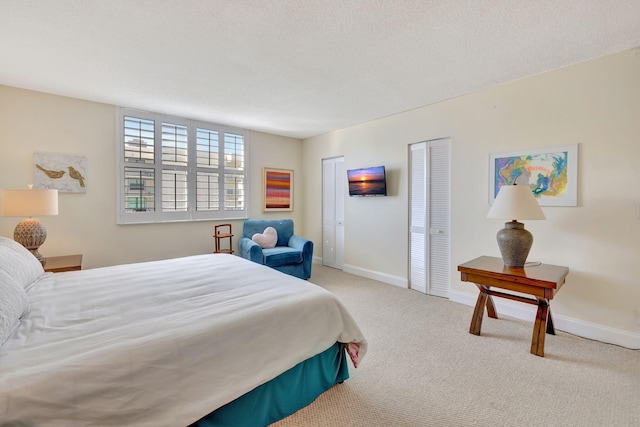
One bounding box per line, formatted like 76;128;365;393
272;265;640;427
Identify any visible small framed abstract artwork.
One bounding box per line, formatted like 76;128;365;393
263;168;293;212
489;144;578;206
34;152;87;193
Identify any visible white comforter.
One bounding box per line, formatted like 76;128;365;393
0;254;367;426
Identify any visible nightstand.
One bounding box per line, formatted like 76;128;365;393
44;254;83;273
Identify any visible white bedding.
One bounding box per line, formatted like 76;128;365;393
0;254;367;426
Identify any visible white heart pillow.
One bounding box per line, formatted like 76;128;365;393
252;227;278;249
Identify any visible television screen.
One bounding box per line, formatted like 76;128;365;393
347;166;387;196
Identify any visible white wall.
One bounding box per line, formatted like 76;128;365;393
302;49;640;343
0;86;303;269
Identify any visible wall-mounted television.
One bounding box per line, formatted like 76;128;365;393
347;166;387;196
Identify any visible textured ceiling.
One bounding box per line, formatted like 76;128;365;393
1;0;640;139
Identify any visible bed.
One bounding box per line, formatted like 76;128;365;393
0;236;367;426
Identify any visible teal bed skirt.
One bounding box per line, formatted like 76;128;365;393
193;342;349;427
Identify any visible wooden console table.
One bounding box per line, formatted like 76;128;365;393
458;256;569;357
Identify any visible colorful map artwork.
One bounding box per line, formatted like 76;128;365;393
494;151;568;199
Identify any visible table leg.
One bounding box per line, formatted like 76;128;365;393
474;284;498;319
486;294;498;319
469;285;489;335
546;309;555;335
531;299;549;357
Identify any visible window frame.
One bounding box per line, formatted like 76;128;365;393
116;108;249;224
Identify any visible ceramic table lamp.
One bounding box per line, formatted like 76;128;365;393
487;184;545;267
0;188;59;265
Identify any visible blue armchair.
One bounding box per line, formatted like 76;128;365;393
238;219;314;280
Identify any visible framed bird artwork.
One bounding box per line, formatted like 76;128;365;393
34;152;87;193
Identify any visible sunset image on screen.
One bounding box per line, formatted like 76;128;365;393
347;166;386;196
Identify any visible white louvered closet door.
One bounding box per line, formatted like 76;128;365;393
409;139;451;297
322;157;345;269
334;159;345;269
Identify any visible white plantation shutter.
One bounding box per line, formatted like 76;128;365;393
117;108;248;224
222;132;245;211
409;139;450;297
161;122;188;212
123;116;156;212
195;128;220;211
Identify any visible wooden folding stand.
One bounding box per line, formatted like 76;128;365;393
214;224;234;254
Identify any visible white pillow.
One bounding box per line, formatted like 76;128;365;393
0;269;30;345
0;235;44;289
252;227;278;249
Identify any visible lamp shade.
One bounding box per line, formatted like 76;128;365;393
487;185;545;220
0;189;59;217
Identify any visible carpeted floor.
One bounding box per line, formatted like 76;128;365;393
272;265;640;427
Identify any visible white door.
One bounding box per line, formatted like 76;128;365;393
323;157;345;269
409;139;451;297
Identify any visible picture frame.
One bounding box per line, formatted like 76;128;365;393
34;152;87;193
489;144;578;206
263;168;293;212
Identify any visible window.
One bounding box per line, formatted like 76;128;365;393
117;108;248;224
129;178;145;191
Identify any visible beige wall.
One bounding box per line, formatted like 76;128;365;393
303;49;640;341
0;86;303;269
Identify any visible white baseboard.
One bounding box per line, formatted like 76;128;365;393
313;257;408;288
342;264;408;288
313;258;640;350
448;289;640;351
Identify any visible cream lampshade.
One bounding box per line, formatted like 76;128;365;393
487;184;545;267
0;188;59;265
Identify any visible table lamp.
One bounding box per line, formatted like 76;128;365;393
487;183;545;267
0;188;59;265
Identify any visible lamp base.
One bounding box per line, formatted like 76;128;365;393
14;217;47;266
496;220;533;268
